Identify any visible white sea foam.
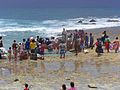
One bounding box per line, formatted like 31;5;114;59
0;17;120;33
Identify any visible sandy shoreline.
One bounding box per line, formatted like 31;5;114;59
0;27;120;90
86;26;120;40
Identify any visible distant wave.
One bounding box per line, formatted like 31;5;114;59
0;34;6;36
0;17;120;33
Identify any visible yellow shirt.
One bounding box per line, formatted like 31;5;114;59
30;42;36;49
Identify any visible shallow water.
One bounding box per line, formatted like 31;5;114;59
0;59;120;89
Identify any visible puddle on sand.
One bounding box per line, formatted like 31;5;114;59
0;68;11;77
1;60;120;78
0;60;120;90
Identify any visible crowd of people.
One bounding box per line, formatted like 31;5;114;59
6;28;94;61
0;28;119;61
3;33;69;61
8;36;60;61
0;29;119;90
62;29;120;56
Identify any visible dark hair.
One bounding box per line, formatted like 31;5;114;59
116;37;118;40
103;31;106;34
23;39;26;42
90;33;92;36
13;40;16;42
70;82;74;88
0;36;2;39
9;47;11;49
32;39;35;42
51;36;55;39
25;83;28;88
62;84;67;90
75;29;77;32
27;38;29;41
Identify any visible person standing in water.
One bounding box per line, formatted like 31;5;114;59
62;28;67;43
25;38;30;55
73;30;79;55
104;36;110;53
68;82;77;90
0;36;3;47
8;47;12;62
95;38;103;56
85;33;89;48
89;33;94;49
59;42;66;58
113;37;119;53
12;40;18;60
24;84;29;90
60;84;67;90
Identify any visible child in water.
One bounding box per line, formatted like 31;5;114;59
61;84;67;90
113;37;119;53
8;47;12;62
59;42;66;58
24;84;29;90
68;82;77;90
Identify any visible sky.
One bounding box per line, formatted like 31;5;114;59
0;0;119;8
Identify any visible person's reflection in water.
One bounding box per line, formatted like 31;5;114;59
40;61;45;73
95;61;102;72
74;60;81;72
59;61;65;76
24;60;29;74
13;61;18;75
30;62;38;76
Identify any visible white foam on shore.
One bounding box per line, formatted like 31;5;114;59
0;17;120;33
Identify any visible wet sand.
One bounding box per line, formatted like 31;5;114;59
0;27;120;90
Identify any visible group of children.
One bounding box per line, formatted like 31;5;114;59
61;82;77;90
23;82;77;90
95;31;120;56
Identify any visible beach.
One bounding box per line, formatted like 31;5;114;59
0;27;120;90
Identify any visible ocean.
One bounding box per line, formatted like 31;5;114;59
0;8;120;49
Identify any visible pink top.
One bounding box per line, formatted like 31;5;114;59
68;87;77;90
113;40;119;49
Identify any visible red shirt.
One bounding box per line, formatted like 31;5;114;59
24;88;29;90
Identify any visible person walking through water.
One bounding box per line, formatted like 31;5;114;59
113;37;119;53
